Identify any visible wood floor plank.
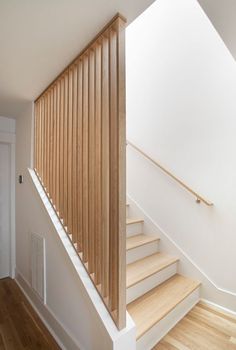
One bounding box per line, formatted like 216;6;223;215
158;340;178;350
189;305;236;337
153;302;236;350
164;335;190;350
0;278;61;350
0;333;5;350
198;301;236;324
230;337;236;345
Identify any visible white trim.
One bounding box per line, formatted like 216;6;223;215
15;269;82;350
0;130;16;279
201;298;236;317
10;143;16;278
30;102;34;168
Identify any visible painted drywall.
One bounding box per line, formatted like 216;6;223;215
0;116;15;133
0;116;15;278
198;0;236;61
126;0;236;299
15;104;135;350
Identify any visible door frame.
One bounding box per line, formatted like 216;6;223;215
0;130;15;278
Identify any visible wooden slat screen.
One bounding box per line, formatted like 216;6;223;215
34;14;126;329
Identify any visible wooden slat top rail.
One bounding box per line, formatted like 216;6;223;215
35;13;126;102
127;140;213;206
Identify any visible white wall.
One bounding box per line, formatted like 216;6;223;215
126;0;236;299
0;116;15;278
198;0;236;61
0;116;15;133
15;104;135;350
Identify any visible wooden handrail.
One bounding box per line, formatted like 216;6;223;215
127;140;213;206
34;14;127;330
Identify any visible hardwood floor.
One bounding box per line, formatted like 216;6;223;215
153;301;236;349
1;276;236;350
0;278;60;350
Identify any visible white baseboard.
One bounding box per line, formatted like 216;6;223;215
200;298;236;317
15;270;83;350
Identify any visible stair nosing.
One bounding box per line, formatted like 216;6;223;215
127;274;201;340
126;234;160;251
136;281;201;339
126;218;144;225
127;253;179;289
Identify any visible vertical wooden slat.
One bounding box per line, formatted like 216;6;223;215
94;43;102;285
101;36;110;298
50;88;54;200
63;73;69;228
116;17;126;329
34;102;38;171
77;61;83;252
47;91;51;193
56;81;60;211
34;100;41;173
53;86;57;205
41;97;45;183
59;78;64;220
82;55;89;263
67;68;73;236
88;49;95;274
72;64;78;246
48;91;51;193
109;29;118;313
36;100;40;173
45;93;49;190
33;14;127;330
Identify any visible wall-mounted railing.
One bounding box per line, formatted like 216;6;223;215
34;14;127;330
127;140;213;206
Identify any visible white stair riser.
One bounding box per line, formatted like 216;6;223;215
127;264;177;304
126;222;143;236
136;287;200;350
126;241;159;264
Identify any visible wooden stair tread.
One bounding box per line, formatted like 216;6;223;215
127;274;201;339
127;252;178;288
126;218;144;225
126;234;159;251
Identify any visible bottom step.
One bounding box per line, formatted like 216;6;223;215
127;274;201;350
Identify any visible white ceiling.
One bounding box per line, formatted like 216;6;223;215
197;0;236;61
0;0;154;118
1;0;235;118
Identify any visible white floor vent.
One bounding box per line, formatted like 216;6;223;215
30;233;46;303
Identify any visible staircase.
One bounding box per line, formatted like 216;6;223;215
126;203;201;350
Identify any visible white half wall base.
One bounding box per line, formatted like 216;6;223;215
15;270;81;350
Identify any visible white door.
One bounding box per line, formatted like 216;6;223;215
0;143;10;278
